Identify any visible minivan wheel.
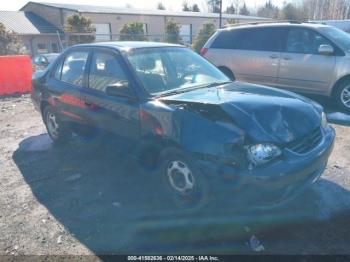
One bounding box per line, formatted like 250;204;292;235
158;147;210;210
219;67;235;81
334;81;350;112
43;106;71;145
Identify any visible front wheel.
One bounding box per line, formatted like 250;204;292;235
43;106;71;145
334;80;350;112
158;147;210;210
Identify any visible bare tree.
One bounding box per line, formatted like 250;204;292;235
303;0;350;20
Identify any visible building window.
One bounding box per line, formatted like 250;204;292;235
92;23;112;41
51;43;59;53
180;24;192;45
37;43;48;53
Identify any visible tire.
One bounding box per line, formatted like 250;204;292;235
43;105;71;145
219;67;235;81
158;147;211;210
333;80;350;112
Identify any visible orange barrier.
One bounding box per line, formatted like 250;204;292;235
0;55;32;96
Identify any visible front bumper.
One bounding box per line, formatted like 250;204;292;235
197;126;335;208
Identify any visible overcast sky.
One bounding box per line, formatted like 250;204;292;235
2;0;287;12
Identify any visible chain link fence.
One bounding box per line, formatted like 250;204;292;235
10;32;216;56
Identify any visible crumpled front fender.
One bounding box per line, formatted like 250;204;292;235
140;100;245;161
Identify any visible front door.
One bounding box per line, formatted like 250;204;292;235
79;49;140;142
277;27;336;95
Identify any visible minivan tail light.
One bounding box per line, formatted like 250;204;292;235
200;47;208;56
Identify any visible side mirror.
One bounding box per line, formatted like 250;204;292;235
105;81;136;100
318;44;334;56
34;56;49;66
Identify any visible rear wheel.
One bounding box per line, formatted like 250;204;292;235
158;147;210;210
43;106;71;145
334;80;350;112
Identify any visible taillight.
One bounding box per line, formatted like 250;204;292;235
200;47;208;56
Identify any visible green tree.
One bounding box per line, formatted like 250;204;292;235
225;3;236;14
157;2;166;10
257;1;279;19
119;22;148;41
165;20;182;44
0;22;21;55
183;1;191;11
65;14;96;45
239;3;250;15
192;23;216;53
192;4;200;12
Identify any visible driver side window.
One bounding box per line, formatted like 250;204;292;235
286;28;333;55
88;51;128;93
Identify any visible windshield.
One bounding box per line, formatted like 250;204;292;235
319;27;350;52
125;47;229;95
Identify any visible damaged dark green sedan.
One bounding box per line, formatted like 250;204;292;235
31;42;335;209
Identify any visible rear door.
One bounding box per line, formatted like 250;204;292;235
79;48;140;141
46;49;90;125
207;27;287;87
277;27;336;95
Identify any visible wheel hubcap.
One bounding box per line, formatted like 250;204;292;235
46;112;59;139
341;86;350;108
167;160;195;195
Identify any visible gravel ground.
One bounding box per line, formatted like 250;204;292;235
1;95;350;256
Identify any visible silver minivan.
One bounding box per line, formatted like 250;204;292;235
202;22;350;111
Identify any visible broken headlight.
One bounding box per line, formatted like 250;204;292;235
246;144;281;166
321;112;328;129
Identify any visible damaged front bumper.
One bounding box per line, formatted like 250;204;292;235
196;126;335;208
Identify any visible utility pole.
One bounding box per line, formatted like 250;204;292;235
219;0;223;28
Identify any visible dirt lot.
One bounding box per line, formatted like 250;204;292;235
1;95;350;256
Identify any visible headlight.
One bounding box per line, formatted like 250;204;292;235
246;143;281;166
321;112;328;129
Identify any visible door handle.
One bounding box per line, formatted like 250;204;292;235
269;54;279;59
283;56;292;60
84;100;98;110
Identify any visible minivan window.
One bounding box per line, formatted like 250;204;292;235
285;28;333;54
61;51;89;87
211;27;286;52
319;26;350;52
88;51;128;93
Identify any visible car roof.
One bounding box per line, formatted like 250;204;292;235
75;41;184;51
221;22;332;31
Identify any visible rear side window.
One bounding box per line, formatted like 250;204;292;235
61;51;89;87
211;27;286;52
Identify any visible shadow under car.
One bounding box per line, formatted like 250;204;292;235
12;133;350;254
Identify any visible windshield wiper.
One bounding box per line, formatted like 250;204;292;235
154;81;232;98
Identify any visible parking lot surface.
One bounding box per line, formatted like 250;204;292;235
1;95;350;255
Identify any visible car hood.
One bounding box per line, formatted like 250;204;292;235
160;82;322;144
